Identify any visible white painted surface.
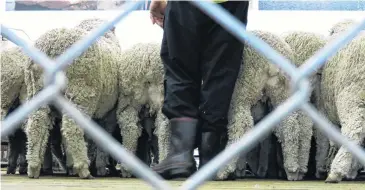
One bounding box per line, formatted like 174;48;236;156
1;10;364;50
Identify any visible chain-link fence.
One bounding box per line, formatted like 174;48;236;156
1;1;365;190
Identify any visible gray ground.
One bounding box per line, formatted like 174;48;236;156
1;171;364;190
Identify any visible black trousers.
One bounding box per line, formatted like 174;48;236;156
161;1;249;133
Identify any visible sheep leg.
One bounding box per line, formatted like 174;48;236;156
65;144;76;176
297;111;313;180
326;140;339;172
235;153;248;178
50;118;67;171
94;108;118;177
26;107;53;178
95;147;109;176
61;115;92;179
275;112;301;181
314;127;330;179
117;106;141;178
216;106;254;180
326;94;365;183
347;160;363;180
18;133;28;175
41;143;53;175
6;128;23;174
256;135;271;178
61;83;101;179
151;128;160;165
41;138;54;175
155;110;170;163
139;113;155;166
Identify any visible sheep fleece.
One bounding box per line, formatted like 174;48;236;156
24;27;119;179
216;30;313;181
321;25;365;183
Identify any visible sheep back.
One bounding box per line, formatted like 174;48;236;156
237;30;295;107
118;42;164;111
28;27;119;118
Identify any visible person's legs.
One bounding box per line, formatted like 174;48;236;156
152;1;205;179
198;1;249;170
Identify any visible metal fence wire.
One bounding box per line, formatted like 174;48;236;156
1;1;365;190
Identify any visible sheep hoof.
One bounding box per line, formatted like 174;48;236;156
120;171;133;178
96;166;108;177
81;174;94;179
315;169;327;179
297;172;305;180
27;164;41;179
234;169;246;179
214;172;236;181
286;171;300;181
215;169;236;181
325;172;342;183
119;165;133;178
257;167;268;178
66;167;77;176
77;168;92;179
346;170;358;180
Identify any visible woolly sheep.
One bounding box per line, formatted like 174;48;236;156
0;46;28;120
75;17;121;177
216;30;312;181
1;46;35;174
24;27;120;179
0;46;65;175
318;20;365;183
116;42;167;177
282;31;328;179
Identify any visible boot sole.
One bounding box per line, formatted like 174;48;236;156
156;167;191;180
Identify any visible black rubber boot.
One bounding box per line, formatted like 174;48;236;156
152;117;198;179
198;125;236;180
198;131;221;169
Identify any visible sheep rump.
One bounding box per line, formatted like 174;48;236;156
319;20;365;183
75;17;122;177
217;30;313;181
281;31;328;179
24;27;119;179
116;42;167;177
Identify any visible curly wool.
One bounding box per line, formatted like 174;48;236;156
1;46;30;174
0;46;64;175
75;18;122;176
319;21;365;183
328;19;357;36
75;17;121;50
216;30;311;181
116;42;167;177
282;31;327;179
0;47;28;120
24;27;119;179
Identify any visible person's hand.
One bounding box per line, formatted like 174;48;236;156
149;0;167;28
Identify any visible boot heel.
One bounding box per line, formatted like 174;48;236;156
170;167;191;178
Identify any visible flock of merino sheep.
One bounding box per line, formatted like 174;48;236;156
1;18;364;184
